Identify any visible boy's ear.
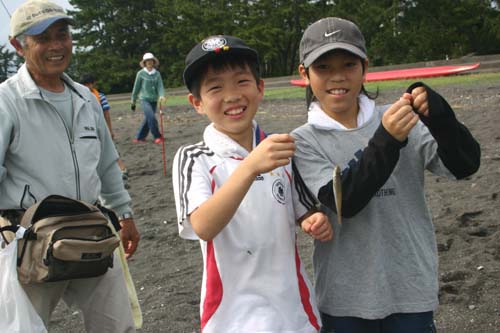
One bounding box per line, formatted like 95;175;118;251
188;93;205;115
257;79;264;97
298;64;309;85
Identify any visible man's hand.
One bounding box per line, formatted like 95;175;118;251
409;86;429;117
131;103;136;111
243;133;295;176
301;212;333;242
382;93;419;142
119;219;140;259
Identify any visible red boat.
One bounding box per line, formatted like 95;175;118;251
290;63;480;87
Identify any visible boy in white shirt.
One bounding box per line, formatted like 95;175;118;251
172;35;332;333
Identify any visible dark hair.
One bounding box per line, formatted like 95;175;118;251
189;53;261;99
80;73;96;85
304;53;378;108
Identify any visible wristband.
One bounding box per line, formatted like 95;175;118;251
119;212;133;221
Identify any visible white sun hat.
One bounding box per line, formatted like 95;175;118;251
140;52;160;67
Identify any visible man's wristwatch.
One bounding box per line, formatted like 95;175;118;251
119;212;133;221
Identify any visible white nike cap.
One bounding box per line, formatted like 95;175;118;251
299;17;367;67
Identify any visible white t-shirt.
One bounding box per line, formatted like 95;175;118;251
172;122;321;333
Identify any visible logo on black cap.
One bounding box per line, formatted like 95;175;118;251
202;37;227;51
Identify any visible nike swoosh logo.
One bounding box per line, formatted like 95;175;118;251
324;30;341;37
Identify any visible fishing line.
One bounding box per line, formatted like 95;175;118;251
0;0;10;18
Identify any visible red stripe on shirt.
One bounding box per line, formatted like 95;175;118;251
285;168;292;183
209;165;217;192
295;244;320;330
201;241;223;331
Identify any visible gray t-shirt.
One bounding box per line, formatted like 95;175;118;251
292;103;454;319
39;84;73;131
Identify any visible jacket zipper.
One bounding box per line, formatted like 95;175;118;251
40;90;81;200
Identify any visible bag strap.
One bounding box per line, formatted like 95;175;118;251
0;224;36;255
0;224;19;234
97;205;122;232
16;227;37;267
0;225;19;245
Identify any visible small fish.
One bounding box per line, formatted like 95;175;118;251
333;165;342;225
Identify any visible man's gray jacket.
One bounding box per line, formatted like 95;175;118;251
0;64;131;215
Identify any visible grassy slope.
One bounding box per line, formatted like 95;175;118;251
109;72;500;107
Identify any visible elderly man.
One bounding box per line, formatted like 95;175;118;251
0;1;140;331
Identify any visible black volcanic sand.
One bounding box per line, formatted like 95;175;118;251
49;80;500;332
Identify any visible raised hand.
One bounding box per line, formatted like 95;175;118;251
409;86;429;117
382;93;419;142
243;133;296;176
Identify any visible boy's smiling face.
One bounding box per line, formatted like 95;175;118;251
189;63;264;148
300;50;367;123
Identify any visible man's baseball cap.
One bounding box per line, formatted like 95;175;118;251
10;0;75;38
183;35;259;91
300;17;367;68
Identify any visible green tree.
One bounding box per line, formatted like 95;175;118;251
69;0;165;93
376;0;500;63
236;0;299;76
0;44;17;83
65;0;500;93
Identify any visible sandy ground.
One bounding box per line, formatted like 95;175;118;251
49;79;500;332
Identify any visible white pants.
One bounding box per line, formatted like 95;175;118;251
22;255;136;333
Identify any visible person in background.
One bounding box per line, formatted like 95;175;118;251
292;17;481;333
130;52;166;144
81;73;129;182
0;1;140;331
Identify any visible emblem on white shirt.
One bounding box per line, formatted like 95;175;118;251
272;179;286;204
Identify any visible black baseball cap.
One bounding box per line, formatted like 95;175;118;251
300;17;367;68
183;35;259;92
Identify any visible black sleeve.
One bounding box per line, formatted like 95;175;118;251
318;123;406;217
292;160;319;212
406;82;481;179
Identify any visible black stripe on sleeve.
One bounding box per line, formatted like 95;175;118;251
177;143;214;220
292;160;318;211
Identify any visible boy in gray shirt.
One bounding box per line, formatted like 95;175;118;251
292;17;480;332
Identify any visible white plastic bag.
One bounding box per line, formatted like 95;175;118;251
0;239;47;333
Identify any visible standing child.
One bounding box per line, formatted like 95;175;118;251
131;52;166;144
80;73;128;180
172;35;333;333
292;17;481;333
